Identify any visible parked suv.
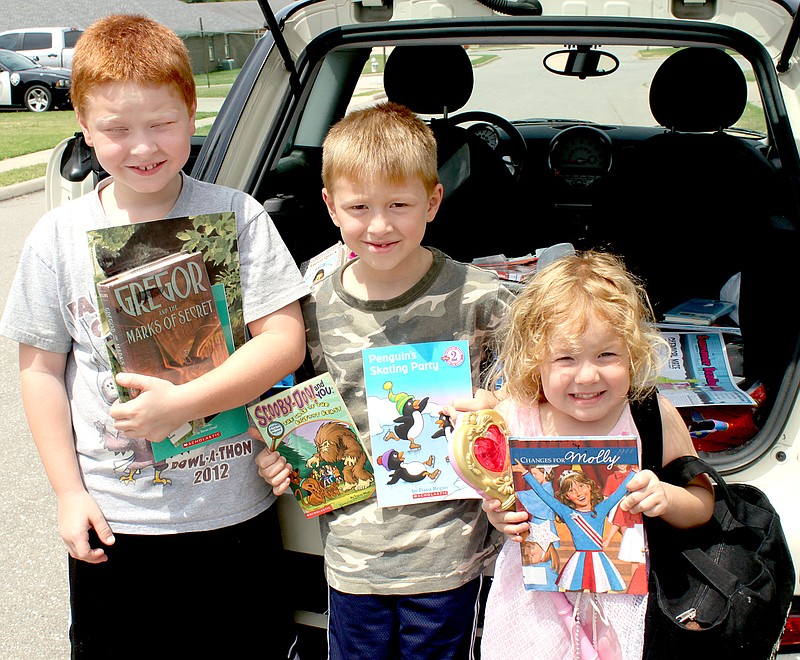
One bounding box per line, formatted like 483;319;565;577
47;0;800;654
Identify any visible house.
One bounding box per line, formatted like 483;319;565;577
0;0;292;73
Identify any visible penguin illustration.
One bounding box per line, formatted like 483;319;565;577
382;381;428;450
377;449;440;486
431;411;454;443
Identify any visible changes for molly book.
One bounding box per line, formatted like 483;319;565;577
363;340;480;507
248;372;376;518
88;212;248;461
508;436;648;595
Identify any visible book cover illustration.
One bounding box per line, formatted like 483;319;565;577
88;212;248;461
248;372;376;518
508;435;647;595
298;242;353;287
363;340;481;507
657;331;757;406
96;251;229;389
662;298;736;326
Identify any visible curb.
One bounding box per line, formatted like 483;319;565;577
0;177;46;203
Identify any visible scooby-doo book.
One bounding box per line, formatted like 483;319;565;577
363;340;481;507
88;212;248;462
248;372;376;518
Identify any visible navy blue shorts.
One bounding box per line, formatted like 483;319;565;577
328;576;482;660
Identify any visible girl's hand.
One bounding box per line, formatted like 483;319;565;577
482;498;530;542
440;388;500;422
250;428;294;495
619;469;669;518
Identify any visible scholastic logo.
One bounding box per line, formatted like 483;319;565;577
306;505;334;518
185;431;222;447
413;490;448;499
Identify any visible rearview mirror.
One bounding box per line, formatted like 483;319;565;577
543;46;619;79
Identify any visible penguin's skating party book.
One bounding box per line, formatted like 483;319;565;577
363;340;481;507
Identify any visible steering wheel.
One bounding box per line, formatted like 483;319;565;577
448;110;527;181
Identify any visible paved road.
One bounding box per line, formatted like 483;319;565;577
0;189;70;660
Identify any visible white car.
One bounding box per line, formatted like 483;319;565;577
0;27;83;70
48;0;800;655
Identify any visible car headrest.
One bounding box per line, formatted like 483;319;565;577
384;45;473;115
649;47;747;132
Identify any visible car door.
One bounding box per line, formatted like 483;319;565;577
18;32;56;67
0;66;12;107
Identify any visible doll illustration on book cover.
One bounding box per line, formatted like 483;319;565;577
508;435;648;595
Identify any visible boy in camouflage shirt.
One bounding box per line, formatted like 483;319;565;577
256;102;514;659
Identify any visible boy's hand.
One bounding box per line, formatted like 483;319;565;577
482;498;530;542
57;490;115;564
619;469;669;518
250;427;294;495
110;373;185;442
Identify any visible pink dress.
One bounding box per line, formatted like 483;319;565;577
480;402;648;660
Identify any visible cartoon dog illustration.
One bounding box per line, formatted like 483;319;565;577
294;476;340;507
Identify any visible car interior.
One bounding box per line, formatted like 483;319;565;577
252;39;798;452
59;37;800;466
244;40;800;653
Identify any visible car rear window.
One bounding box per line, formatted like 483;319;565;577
65;30;83;48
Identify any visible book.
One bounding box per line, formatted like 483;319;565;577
657;331;757;406
471;253;538;287
88;212;248;461
656;322;741;337
248;372;376;518
662;298;736;326
96;251;229;390
508;435;647;595
298;242;353;287
363;340;481;507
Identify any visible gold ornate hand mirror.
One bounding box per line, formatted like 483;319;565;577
449;409;516;511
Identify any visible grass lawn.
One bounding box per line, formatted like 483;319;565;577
0;110;81;160
195;68;240;97
0;164;47;188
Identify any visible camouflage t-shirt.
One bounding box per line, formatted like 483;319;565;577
301;248;515;595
